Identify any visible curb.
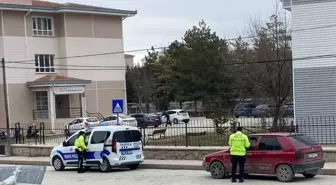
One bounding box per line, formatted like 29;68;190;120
0;160;204;170
0;160;335;175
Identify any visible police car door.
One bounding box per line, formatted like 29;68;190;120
61;133;79;165
86;131;109;164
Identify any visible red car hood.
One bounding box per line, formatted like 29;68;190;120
204;149;230;159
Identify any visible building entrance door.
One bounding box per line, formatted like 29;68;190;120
55;95;70;118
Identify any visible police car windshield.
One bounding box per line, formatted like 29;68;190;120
113;130;141;142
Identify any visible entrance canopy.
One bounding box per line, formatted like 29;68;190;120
27;75;92;87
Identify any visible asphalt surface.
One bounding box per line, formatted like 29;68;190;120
41;168;335;185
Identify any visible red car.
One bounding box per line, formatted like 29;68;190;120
202;133;325;182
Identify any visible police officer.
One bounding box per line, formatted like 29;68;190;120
74;131;87;173
228;126;250;183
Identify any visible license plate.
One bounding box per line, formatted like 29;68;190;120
121;150;133;155
308;153;318;158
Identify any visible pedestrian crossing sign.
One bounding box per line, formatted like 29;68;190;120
112;99;124;113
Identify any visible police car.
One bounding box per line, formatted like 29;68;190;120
50;125;144;172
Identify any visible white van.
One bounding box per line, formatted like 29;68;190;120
50;125;144;172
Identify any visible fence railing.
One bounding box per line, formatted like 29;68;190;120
1;116;336;146
33;107;82;120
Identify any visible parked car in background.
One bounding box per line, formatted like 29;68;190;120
100;115;138;127
161;109;190;124
68;117;99;134
202;133;324;182
252;104;276;117
281;103;294;117
233;103;256;118
129;113;162;128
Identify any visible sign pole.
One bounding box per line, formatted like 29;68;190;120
117;113;119;125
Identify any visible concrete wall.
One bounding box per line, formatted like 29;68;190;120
10;144;336;162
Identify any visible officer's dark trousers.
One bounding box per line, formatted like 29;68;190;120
75;149;86;173
231;155;246;180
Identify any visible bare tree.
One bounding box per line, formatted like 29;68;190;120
242;3;292;127
127;65;156;109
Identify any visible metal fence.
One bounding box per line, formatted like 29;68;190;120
1;116;336;146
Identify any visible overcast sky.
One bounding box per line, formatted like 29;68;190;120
50;0;279;64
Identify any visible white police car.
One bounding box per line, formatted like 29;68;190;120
50;125;144;172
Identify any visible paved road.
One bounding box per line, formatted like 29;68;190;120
41;168;335;185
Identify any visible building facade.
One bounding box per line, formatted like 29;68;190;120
0;0;137;129
124;54;134;68
283;0;336;143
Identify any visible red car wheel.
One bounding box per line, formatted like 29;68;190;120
210;161;226;179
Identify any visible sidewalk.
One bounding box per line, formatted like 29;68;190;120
0;156;336;175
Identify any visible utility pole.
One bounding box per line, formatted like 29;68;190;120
1;58;11;155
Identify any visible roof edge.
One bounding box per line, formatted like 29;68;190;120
27;79;92;87
0;3;137;16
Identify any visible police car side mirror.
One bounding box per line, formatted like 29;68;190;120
62;141;67;146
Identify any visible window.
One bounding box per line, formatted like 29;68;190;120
112;130;141;142
35;91;48;119
179;110;187;113
32;17;53;36
247;136;258;150
102;117;110;122
69;119;78;125
67;134;78;146
90;131;111;144
167;111;176;114
87;118;99;122
35;54;55;73
248;104;256;108
256;104;267;109
120;116;132;119
258;137;282;151
84;132;91;145
235;104;247;108
288;135;318;148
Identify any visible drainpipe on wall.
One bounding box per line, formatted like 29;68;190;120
121;15;129;114
24;9;32;81
1;10;10;131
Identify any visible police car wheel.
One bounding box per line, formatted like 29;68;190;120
173;118;179;124
52;156;65;171
128;164;140;170
99;157;111;173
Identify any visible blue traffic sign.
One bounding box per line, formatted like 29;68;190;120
112;99;124;113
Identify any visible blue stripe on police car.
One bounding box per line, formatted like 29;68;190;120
56;149;110;160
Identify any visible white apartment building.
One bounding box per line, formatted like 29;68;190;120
283;0;336;143
0;0;137;129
